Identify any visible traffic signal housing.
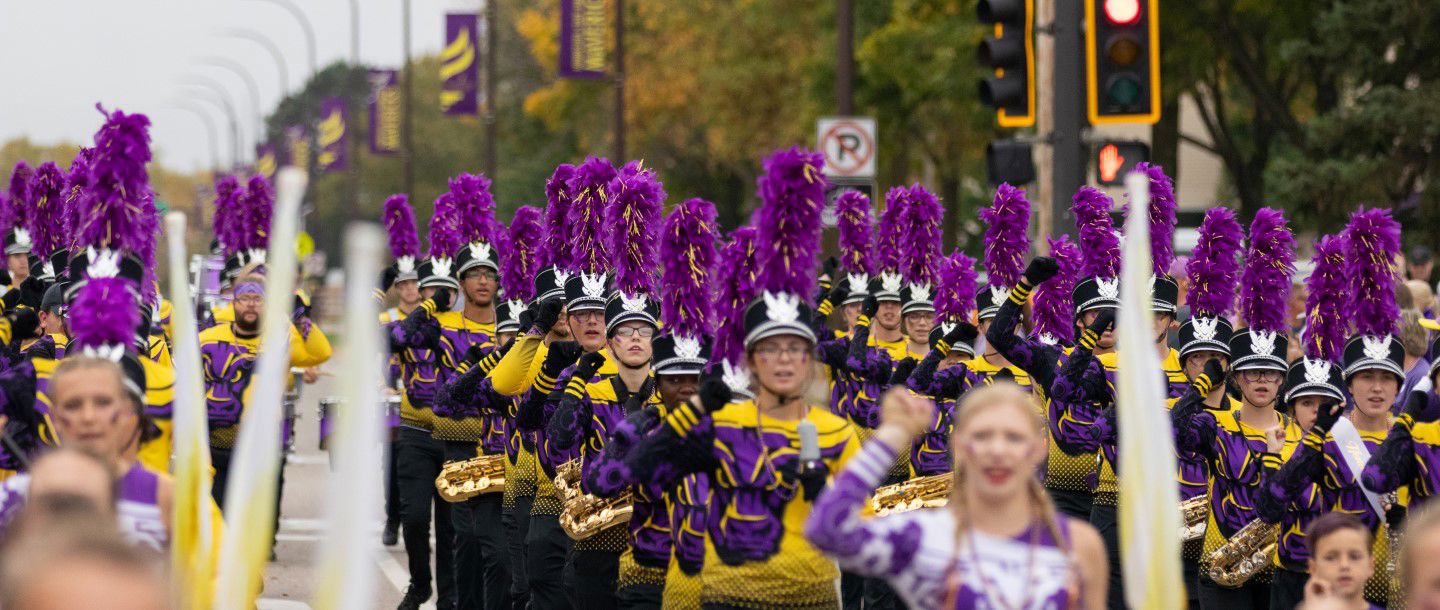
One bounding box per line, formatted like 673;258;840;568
977;0;1035;128
1086;0;1161;124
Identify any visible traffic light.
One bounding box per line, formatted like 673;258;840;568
977;0;1035;128
1086;0;1160;124
1093;141;1149;186
986;139;1036;186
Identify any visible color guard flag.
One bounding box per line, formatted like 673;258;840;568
1117;170;1186;609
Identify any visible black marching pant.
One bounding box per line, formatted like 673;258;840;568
445;441;511;610
504;494;533;610
616;582;664;609
210;446;286;550
385;437;401;527
1197;574;1270;610
1090;502;1126;610
564;549;619;610
1269;568;1306;610
397;428;456;605
1049;487;1095;521
525;513;573;610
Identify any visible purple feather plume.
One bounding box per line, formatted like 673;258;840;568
660;198;718;338
383;194;421;260
5;161;32;232
933;250;978;323
1032;236;1080;345
1304;234;1349;360
834;190;874;276
713;226;760;365
900;184;944;285
427;192;464;259
61;147;95;248
563;156;617;274
753;147;827;299
28;162;65;255
979;183;1031;289
67;276;142;350
1135;162;1177;276
1072;186;1120;279
1184;207;1243;319
136;192;160;302
606;161;664;296
1239;208;1295;334
449;173;501;245
501;206;544;303
240;175;273;252
212;176;243;256
79;107;152;254
1344;207;1402;338
875;187;907;274
541;164;576;270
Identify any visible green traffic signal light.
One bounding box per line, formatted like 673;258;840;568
1106;76;1142;106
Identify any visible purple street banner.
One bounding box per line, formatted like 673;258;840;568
317;97;348;173
441;13;479;115
367;69;401;155
559;0;608;79
285;125;309;170
254;143;278;181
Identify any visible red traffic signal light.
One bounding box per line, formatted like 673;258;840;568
1086;0;1160;125
977;0;1035;128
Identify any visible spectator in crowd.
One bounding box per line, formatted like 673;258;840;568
1300;512;1378;610
1409;245;1434;284
1399;311;1433;410
1407;279;1437;318
1400;503;1440;610
0;523;164;610
0;449;119;547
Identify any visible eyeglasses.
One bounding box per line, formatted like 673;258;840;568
613;326;655;339
465;269;499;282
753;344;811;360
235;294;264;305
1240;369;1282;382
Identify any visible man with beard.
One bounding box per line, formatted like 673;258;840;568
199;270;331;542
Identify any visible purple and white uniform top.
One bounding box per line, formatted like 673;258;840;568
0;463;167;552
806;437;1078;610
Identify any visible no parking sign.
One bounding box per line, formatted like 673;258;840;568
816;116;877;179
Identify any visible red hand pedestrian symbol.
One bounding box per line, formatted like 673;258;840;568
1099;144;1125;183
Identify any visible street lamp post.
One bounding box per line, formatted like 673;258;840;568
169;103;224;172
181;76;245;168
221;29;291;96
201;58;264;141
246;0;318;78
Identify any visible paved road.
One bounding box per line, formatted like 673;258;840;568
255;374;430;610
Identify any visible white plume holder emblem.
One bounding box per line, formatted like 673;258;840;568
939;322;956;336
81;344;126;363
674;335;703;360
1362;334;1393;361
468;241;493;263
87;248;123;279
846;272;869;293
553;269;572;287
396;255;417;274
431;257;454;278
721;360;751;396
1303;358;1333;384
908;283;932;303
988;285;1010;306
879;272;903;294
247;247;268;266
12;228;31;248
580;272;608;298
1191;316;1219;342
1096;277;1120;300
1038;332;1059;346
505;299;525;323
619;292;649;313
1249;330;1278;357
761;291;801;324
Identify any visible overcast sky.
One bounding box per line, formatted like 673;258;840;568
0;0;483;173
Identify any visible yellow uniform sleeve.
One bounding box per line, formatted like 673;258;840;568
490;334;544;396
288;323;333;367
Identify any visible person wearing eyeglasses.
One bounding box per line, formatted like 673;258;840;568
1171;208;1301;610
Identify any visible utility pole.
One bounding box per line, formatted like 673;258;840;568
402;0;415;198
349;0;362;213
836;0;854;115
1034;0;1054;244
484;0;499;178
1050;0;1084;236
613;0;625;161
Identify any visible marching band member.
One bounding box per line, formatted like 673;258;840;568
622;148;860;609
1173;207;1300;609
967;183;1033;392
379;193;423;547
1255;232;1348;608
387;191;467;609
806;384;1108;610
905;249;979;478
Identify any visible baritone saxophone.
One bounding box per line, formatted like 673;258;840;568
1204;519;1277;587
435;454;507;502
870;473;951;516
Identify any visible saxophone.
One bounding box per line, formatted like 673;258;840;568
435;454;507;502
553;459;633;540
1204;519;1278;587
870;473;951;516
1179;495;1209;541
